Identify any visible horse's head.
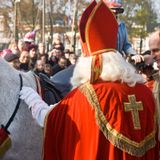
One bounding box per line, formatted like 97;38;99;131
0;57;43;160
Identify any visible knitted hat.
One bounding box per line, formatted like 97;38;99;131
23;31;36;42
79;0;118;83
4;54;19;62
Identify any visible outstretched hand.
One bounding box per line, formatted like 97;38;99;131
20;87;42;109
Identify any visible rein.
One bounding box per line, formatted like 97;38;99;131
1;74;23;132
33;74;43;97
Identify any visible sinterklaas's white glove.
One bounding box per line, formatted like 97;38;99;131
20;86;51;127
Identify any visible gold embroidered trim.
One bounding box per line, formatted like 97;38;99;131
91;55;103;83
124;95;143;130
79;82;156;157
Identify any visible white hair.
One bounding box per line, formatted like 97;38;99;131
71;51;145;87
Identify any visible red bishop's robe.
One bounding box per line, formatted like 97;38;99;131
43;81;159;160
145;80;155;91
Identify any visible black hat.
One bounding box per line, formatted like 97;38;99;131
4;53;19;62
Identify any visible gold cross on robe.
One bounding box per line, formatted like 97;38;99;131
124;95;143;130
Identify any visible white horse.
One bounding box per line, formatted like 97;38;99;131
0;57;43;160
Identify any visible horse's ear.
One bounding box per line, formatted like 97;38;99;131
28;71;35;77
26;71;37;81
22;71;37;90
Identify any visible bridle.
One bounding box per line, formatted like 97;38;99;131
1;74;23;133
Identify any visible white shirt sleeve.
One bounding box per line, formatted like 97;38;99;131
31;102;58;127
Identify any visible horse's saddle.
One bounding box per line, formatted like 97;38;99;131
38;73;63;105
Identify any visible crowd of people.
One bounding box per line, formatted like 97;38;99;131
0;32;78;78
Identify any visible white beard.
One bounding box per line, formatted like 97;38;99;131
71;51;144;87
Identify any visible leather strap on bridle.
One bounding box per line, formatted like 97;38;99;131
1;74;23;132
33;73;43;97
